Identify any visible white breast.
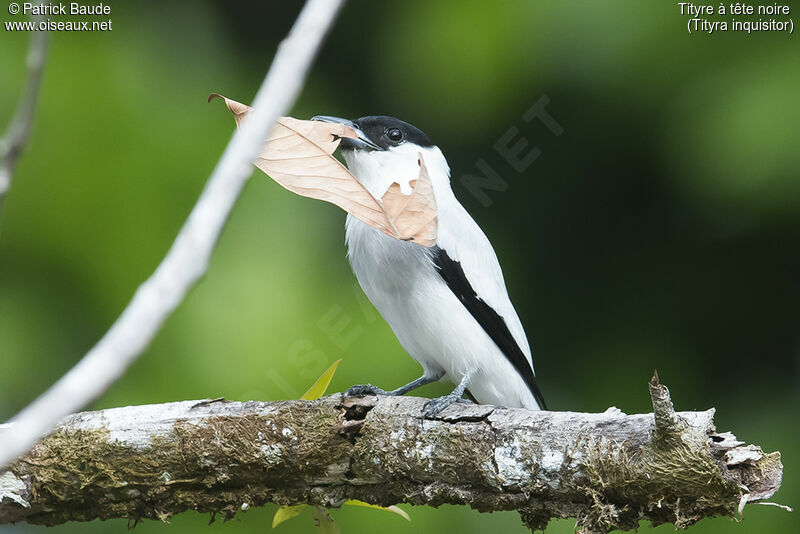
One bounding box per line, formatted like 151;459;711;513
342;145;540;409
345;215;539;410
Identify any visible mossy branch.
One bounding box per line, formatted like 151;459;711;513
0;381;784;533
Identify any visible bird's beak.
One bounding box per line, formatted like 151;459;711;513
311;115;382;151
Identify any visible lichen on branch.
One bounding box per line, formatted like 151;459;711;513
0;383;784;533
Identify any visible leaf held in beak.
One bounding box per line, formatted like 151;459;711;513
211;94;438;246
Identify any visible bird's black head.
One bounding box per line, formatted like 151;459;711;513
312;115;433;151
353;116;434;150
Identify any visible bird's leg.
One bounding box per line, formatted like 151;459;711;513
347;370;445;397
387;370;445;395
422;374;471;417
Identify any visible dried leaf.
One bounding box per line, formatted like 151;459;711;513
272;504;307;528
343;499;411;521
381;158;437;247
300;359;341;400
210;94;437;246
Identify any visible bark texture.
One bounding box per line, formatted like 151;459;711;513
0;384;783;533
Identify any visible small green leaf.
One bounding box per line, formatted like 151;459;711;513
312;506;341;534
301;359;342;400
272;504;308;528
343;499;411;521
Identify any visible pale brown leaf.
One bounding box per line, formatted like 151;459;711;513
210;94;437;246
381;157;437;247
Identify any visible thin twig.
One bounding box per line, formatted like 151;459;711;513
0;0;346;469
0;16;49;218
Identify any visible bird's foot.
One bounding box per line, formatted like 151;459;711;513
422;392;464;417
346;384;389;397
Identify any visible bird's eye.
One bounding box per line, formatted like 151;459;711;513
387;128;403;142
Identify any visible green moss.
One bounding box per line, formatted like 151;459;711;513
11;402;350;526
580;429;741;532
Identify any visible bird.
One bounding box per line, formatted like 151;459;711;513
312;114;546;417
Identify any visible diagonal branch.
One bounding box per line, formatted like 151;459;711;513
0;0;346;469
0;382;784;533
0;15;49;219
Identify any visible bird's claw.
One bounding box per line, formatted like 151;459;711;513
346;384;389;397
422;393;461;418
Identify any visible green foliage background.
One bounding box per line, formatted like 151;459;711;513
1;1;797;533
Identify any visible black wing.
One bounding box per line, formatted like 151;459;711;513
431;246;547;410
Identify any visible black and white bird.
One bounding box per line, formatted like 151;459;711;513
313;115;546;417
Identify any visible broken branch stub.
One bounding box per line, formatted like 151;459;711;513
649;370;684;442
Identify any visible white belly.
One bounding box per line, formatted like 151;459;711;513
345;215;539;409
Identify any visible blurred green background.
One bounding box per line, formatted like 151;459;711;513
1;1;797;532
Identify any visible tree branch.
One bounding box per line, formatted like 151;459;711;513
0;382;783;533
0;0;346;469
0;15;49;217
